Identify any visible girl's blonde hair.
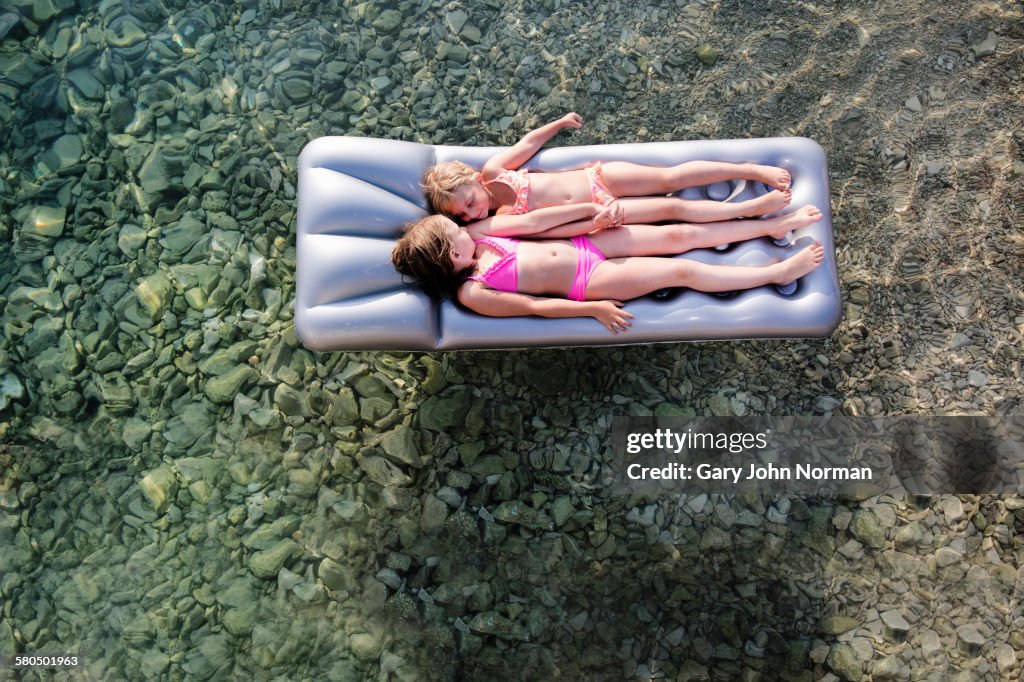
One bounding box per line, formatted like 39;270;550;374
391;215;472;300
421;161;478;215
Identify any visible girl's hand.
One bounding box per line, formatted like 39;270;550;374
592;202;624;231
560;112;583;129
591;300;634;334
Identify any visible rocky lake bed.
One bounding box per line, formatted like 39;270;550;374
1;0;1023;679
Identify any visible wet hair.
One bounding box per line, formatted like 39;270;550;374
391;215;473;300
421;161;478;216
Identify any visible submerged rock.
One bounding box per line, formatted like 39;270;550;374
136;276;172;323
0;373;25;411
139;464;178;514
204;365;257;404
468;612;528;641
248;539;300;579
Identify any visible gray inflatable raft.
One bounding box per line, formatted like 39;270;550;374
296;136;841;351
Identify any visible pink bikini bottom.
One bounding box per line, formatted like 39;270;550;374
569;235;607;301
586;163;617;206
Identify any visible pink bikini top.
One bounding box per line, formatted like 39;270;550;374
468;236;519;293
481;169;530;215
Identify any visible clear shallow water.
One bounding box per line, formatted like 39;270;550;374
1;1;1023;680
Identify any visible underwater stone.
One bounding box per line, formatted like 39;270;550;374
281;77;312;103
118;224;147;255
243;515;300;550
317;558;349;591
355;453;412;487
0;13;18;42
218;578;257;608
972;32;997;57
491;501;552;530
139;653;170;678
188;481;211;504
23;206;66;237
359;396;393;422
881;609;910;642
326;387;359;426
826;643;862;682
292;582;325;603
184;633;230;679
163;404;213;449
208;228;241;262
468;612;527;641
121;418;151;451
233;393;258;417
28;0;70;22
0;373;25;411
67;68;104;99
136;271;173;320
204;365;257;404
223;605;258;636
437;42;469;63
551;496;575;526
957;624;985;655
419;389;472;432
248;408;279;429
7;287;63;320
106;17;146;47
287;469;318;497
198;341;258;375
139;464;178;514
937;544;958;565
295;48;323;64
184;288;206;310
446;10;468;33
138;144;182;194
967;370;988;387
353;374;388;398
850;510;886;549
278;567;302;591
159;213;205;256
696;43;719;66
350;632;381;661
420;356;447;394
419;495;448;536
372;10;402;33
380;426;422;467
818;616;860;635
43;135;83;172
273;384;311;416
248;539;300;578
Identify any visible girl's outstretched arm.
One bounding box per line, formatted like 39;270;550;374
457;282;634;334
466;202;604;238
528;203;624;238
481;112;583;178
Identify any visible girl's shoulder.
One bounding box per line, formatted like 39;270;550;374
456;277;486;302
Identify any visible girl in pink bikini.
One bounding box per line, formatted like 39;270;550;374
421;112;795;237
391;206;826;334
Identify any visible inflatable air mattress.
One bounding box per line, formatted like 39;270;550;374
296;137;841;351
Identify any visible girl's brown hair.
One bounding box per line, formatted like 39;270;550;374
391;215;472;300
421;161;477;216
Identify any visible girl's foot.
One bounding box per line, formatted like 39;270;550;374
769;204;822;239
748;164;791;190
743;188;792;217
773;241;824;283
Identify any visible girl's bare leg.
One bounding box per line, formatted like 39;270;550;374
590;205;823;258
618;190;792;224
600;161;792;196
585;242;825;301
